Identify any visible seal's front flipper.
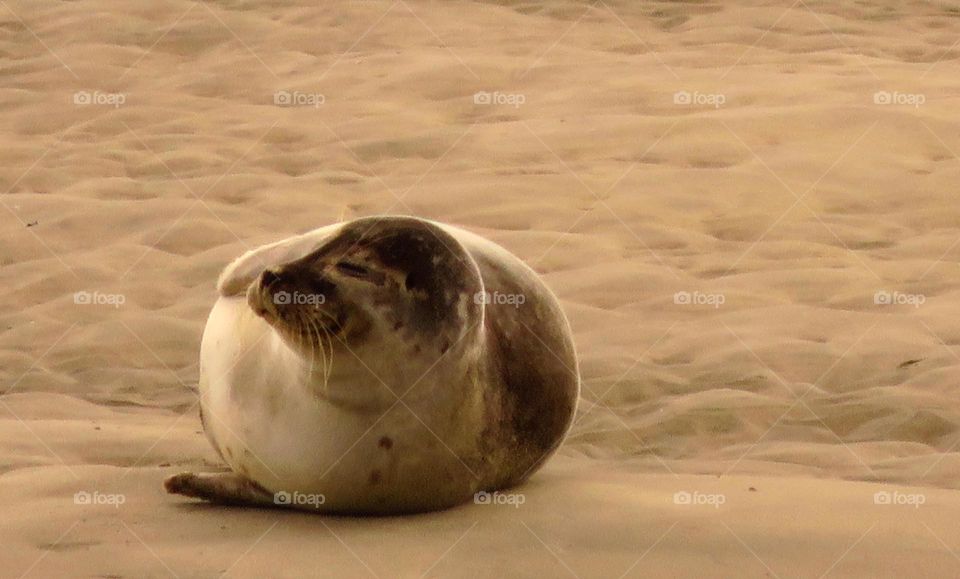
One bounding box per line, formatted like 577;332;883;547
217;224;343;297
164;472;276;508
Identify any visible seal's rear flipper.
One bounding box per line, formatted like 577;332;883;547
164;472;276;508
217;224;342;297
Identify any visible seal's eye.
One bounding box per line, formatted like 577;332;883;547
336;261;369;278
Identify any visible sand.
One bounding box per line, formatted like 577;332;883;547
2;0;960;577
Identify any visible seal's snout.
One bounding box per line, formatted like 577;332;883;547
261;268;281;289
248;266;339;322
247;269;282;320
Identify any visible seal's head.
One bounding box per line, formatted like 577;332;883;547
246;216;485;408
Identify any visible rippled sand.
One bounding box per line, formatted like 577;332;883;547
2;1;960;577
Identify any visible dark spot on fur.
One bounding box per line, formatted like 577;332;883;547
378;436;393;449
440;340;450;354
405;272;425;293
393;321;403;331
414;344;421;354
369;470;382;484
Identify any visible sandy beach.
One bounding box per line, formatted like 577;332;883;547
2;0;960;577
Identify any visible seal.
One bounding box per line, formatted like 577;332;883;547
165;215;579;514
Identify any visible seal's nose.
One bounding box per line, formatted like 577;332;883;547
261;269;281;288
248;269;283;319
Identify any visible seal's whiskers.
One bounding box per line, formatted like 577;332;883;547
305;315;331;393
320;323;334;389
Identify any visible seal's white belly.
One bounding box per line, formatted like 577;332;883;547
199;298;431;504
